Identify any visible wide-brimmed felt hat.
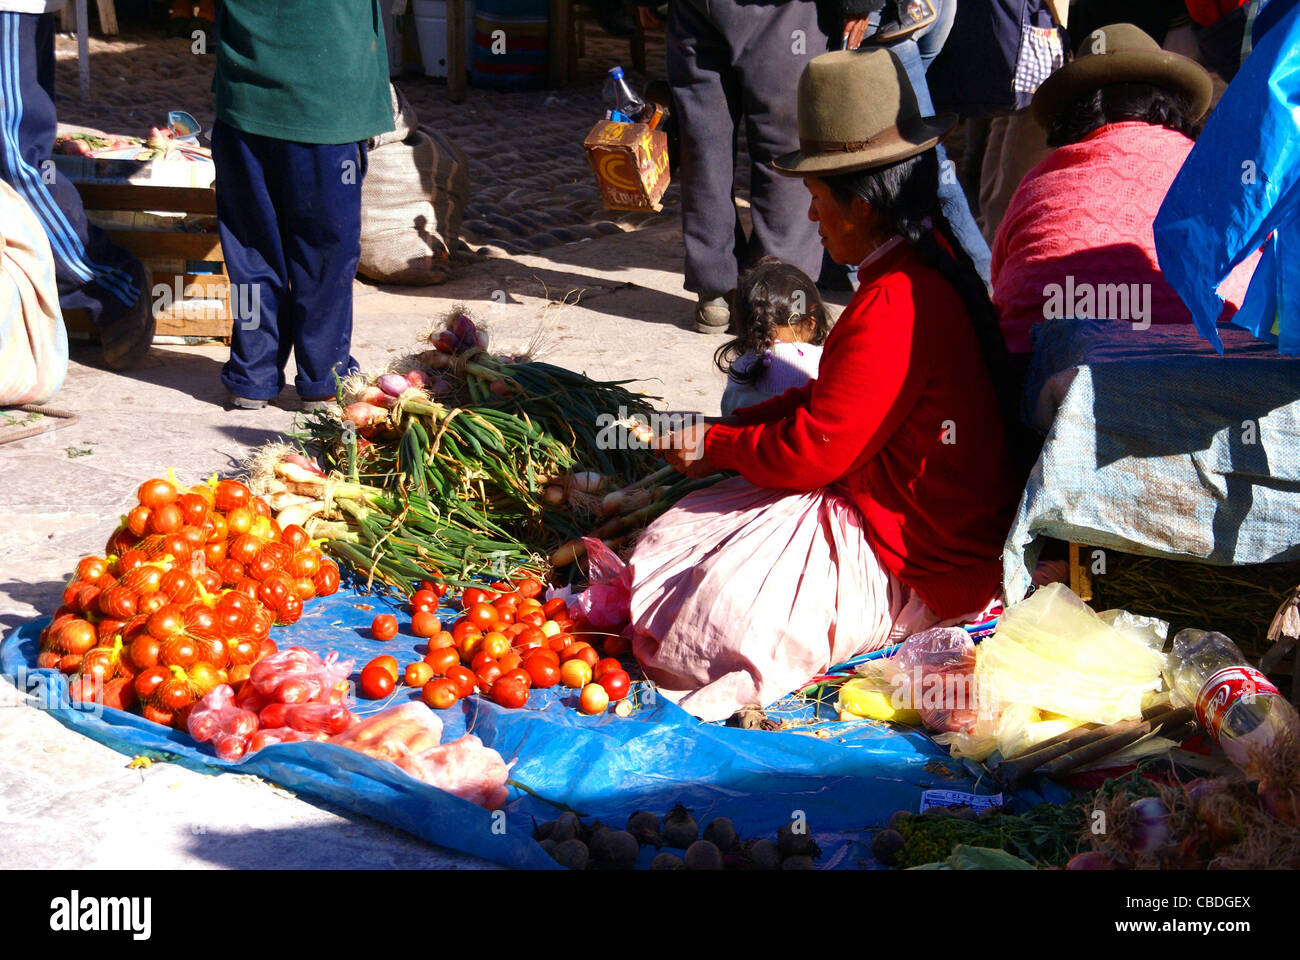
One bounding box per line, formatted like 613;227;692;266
1031;23;1213;128
773;49;957;178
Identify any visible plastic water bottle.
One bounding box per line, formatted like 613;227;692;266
602;66;645;124
1165;628;1299;773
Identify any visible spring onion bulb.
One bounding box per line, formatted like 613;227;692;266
377;373;410;397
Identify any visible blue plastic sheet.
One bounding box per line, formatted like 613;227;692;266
2;581;1055;869
1153;0;1300;354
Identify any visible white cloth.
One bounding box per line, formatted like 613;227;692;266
720;341;822;415
0;2;67;13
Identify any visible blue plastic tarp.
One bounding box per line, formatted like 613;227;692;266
1154;0;1300;354
1007;319;1300;602
3;581;1056;869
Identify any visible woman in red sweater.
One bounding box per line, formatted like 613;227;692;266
628;49;1026;722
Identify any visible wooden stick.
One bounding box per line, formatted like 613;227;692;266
995;702;1178;786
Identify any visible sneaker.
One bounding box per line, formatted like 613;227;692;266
228;394;268;410
694;294;730;334
100;276;156;371
299;397;336;413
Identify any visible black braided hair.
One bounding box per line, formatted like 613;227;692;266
713;258;830;387
820;152;1034;479
1046;82;1203;147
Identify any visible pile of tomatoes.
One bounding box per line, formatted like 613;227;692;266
359;576;635;716
39;476;341;731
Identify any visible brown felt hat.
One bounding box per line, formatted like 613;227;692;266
1030;23;1213;129
773;48;957;178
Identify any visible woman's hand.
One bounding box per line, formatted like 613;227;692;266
842;17;872;50
656;422;716;478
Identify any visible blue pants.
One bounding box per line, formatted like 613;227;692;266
0;11;142;327
212;120;365;401
888;3;992;285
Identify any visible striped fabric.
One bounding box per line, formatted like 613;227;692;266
471;0;548;90
0;178;67;405
0;11;136;308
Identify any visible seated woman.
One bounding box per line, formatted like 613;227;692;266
991;22;1254;363
627;49;1026;723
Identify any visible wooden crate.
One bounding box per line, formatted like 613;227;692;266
65;181;233;340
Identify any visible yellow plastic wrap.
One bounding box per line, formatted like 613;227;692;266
836;664;922;725
934;584;1167;761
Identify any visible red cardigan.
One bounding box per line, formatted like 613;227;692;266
704;241;1020;618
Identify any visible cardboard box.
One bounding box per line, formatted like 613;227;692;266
583;120;670;212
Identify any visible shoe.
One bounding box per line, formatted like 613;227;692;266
228;394;268;410
100;272;156;371
299;397;336;413
694;294;730;334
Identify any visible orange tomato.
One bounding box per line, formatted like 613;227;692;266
404;662;435;687
422;678;459;709
424;647;460;676
481;632;512;660
411;610;441;638
559;659;592;689
366;655;400;682
578;683;610;715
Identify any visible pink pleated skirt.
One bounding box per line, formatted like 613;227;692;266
628;476;991;722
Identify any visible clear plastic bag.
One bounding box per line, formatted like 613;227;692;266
569;537;632;630
891;627;980;733
188;684;261;758
249;646;354;704
933;584;1168;760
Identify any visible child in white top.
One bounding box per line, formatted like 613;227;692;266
716;258;830;416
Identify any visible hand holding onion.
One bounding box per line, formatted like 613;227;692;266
656;423;716;479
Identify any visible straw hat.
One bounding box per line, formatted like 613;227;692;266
773;48;956;177
1031;23;1213;128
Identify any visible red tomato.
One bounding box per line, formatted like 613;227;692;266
470;652;499;673
601;634;633;657
598;669;631;700
421;678;459;709
419;577;449;599
445;665;476;699
524;656;560;689
490;676;529;708
542;597;568;619
424;647;460;676
475;662;503;693
526;648;560;668
410;589;438;614
313;558;341;597
516;609;546;628
451;619;480;644
366;655;400;681
370;614;398;642
411;611;441;638
466;602;497;630
497;651;523;674
359;664;396;700
561;644;599;669
592;657;623;682
515;577;544;600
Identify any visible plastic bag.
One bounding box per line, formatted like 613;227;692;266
188;685;261;760
890;627;980;733
327;703;511;809
934;584;1167;761
569;537;632;630
249;647;353;704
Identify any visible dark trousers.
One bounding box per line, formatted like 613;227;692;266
211;120;365;401
666;0;831;297
0;11;143;327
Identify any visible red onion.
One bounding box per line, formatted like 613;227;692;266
1066;852;1117;870
404;369;428;389
1130;796;1171;854
342;402;386;428
377;373;410;397
452;312;478;344
282;453;325;477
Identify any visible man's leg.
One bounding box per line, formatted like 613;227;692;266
0;11;152;368
212;120;290;404
275;140;363;400
890;35;992;283
732;0;827;285
667;0;743;307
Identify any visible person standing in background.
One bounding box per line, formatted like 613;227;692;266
0;0;155;371
840;0;993;284
666;0;842;333
212;0;393;409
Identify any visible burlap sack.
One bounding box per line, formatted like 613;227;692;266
359;85;469;285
